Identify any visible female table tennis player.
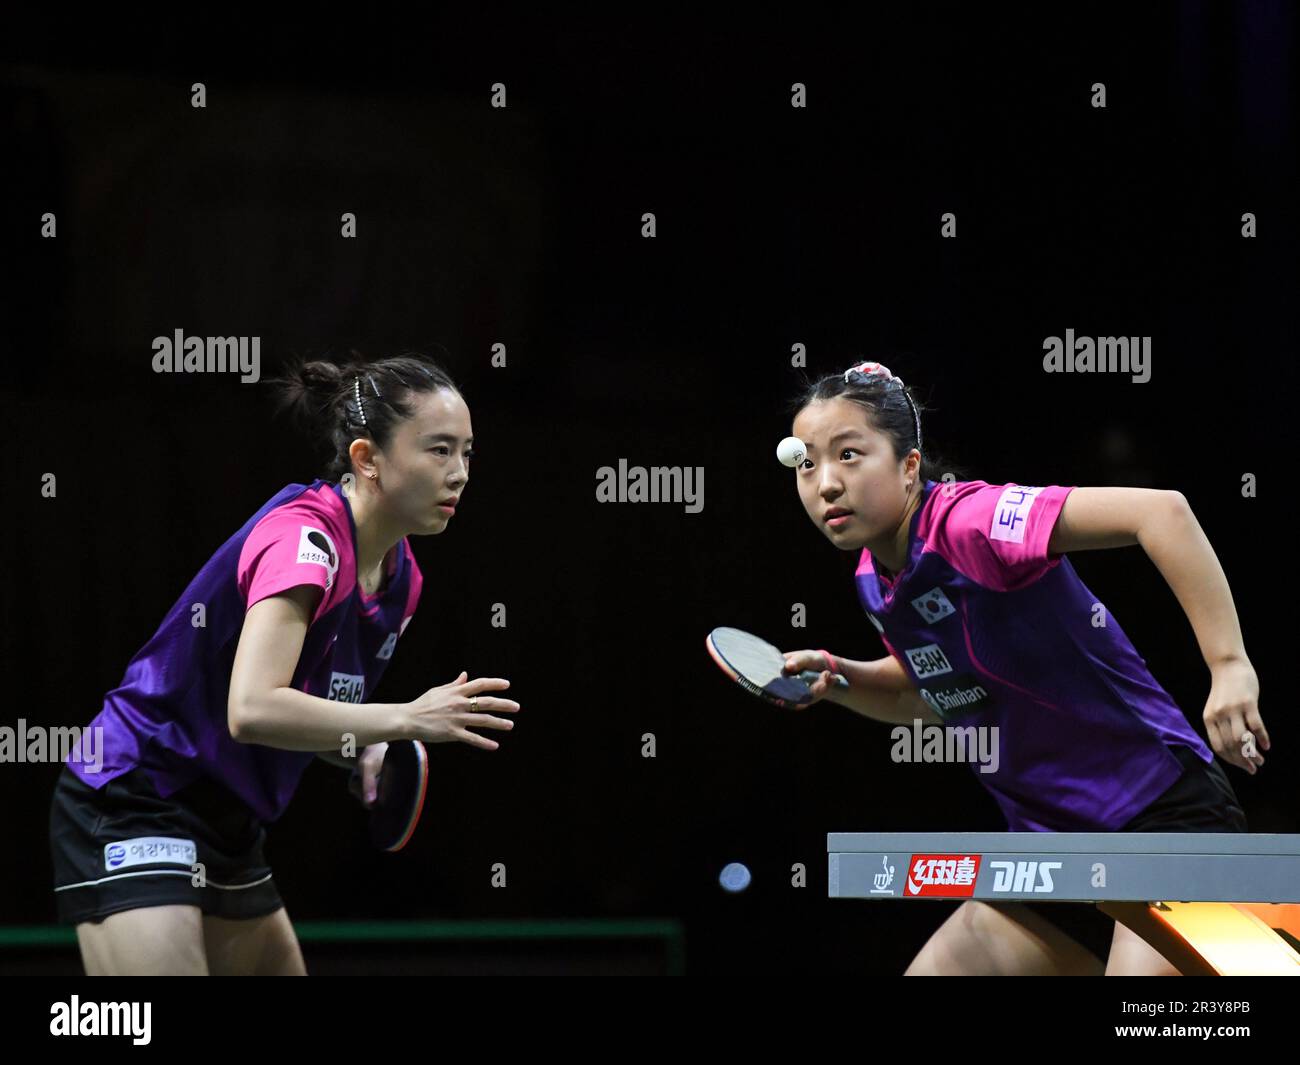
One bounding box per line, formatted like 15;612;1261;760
48;353;520;975
780;360;1268;976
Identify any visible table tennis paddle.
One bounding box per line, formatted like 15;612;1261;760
350;739;429;852
705;626;850;709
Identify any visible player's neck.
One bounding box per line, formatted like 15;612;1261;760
869;488;923;576
341;480;403;592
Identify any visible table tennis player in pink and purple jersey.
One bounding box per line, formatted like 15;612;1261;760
64;477;422;822
50;353;520;976
779;361;1270;835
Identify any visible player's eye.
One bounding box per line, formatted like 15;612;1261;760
464;448;476;461
430;446;450;456
840;448;859;460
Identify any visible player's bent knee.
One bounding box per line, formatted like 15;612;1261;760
904;901;996;976
203;908;307;976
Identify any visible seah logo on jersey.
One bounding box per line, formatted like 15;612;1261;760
328;671;365;703
297;526;340;591
989;860;1061;894
376;632;398;660
905;643;953;680
912;587;956;624
990;485;1044;545
904;854;981;897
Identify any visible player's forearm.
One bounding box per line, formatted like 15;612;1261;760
1138;495;1250;670
230;687;408;751
824;657;942;725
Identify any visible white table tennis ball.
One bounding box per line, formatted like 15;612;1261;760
776;436;806;468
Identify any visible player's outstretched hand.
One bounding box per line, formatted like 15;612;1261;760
1203;659;1268;775
403;672;520;750
780;650;840;711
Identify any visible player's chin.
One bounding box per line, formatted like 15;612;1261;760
821;525;867;551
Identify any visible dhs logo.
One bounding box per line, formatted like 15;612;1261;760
328;672;365;703
912;588;956;624
990;860;1062;894
106;844;126;869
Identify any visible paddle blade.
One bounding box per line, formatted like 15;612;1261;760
370;739;429;852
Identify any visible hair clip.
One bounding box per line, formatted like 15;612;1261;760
354;377;367;426
844;361;899;386
843;361;921;450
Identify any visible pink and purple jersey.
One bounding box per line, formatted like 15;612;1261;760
65;480;423;822
856;479;1213;831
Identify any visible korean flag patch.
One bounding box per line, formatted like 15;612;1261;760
912;587;956;624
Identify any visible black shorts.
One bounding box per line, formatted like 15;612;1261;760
1020;744;1248;962
50;764;284;925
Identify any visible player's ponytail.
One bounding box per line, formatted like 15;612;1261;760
268;348;462;481
788;361;968;485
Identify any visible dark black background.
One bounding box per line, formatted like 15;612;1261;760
2;5;1295;975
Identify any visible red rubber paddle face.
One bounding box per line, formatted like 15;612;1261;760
370;740;429;852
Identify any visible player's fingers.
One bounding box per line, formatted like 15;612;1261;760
456;729;501;750
460;713;515;732
781;651;820;675
1228;710;1263;772
1203;714;1229;761
464;697;520;713
362;759;383;805
458;676;512;695
797;671;832;710
1244;706;1270;753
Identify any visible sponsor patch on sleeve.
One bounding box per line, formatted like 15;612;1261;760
989;485;1044;545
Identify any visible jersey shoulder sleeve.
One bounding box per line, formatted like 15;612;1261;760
237;487;353;624
919;480;1076;591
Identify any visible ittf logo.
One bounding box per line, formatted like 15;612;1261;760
905;854;981;897
912;587;956;624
